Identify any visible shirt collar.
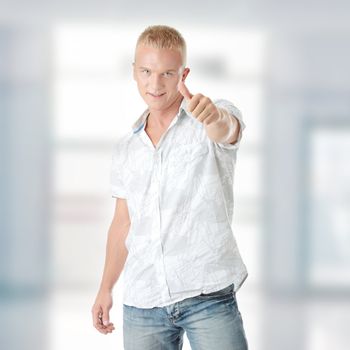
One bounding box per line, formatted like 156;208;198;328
131;97;188;134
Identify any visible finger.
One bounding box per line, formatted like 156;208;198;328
94;314;105;331
92;305;102;327
191;100;208;119
102;308;110;326
95;320;114;333
94;321;107;333
93;308;109;333
178;80;193;100
98;323;115;335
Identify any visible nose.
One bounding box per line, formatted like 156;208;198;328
148;74;164;91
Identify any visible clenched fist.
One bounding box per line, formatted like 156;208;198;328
178;80;221;126
91;290;115;335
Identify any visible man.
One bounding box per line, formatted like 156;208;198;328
92;24;249;349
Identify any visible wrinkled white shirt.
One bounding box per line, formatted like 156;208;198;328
110;96;248;308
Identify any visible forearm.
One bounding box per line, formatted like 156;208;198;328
99;222;130;293
204;107;240;144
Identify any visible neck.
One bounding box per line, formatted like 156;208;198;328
147;94;184;129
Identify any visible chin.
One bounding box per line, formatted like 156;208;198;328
145;97;167;106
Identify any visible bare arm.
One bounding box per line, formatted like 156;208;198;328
204;107;241;145
91;197;131;334
98;197;131;293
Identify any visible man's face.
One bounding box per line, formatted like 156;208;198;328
133;45;190;111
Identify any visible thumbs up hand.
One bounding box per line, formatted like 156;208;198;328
177;80;221;126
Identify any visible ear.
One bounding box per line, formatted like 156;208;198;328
182;67;190;81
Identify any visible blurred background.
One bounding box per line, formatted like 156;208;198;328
1;1;350;349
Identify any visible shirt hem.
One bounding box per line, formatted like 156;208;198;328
122;271;248;309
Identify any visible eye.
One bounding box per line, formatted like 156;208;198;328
141;69;150;74
164;72;173;77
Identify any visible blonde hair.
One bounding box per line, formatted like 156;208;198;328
134;25;187;67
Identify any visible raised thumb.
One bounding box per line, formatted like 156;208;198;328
178;80;193;100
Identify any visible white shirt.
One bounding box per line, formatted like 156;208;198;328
110;96;248;308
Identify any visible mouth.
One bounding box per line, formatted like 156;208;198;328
148;92;166;98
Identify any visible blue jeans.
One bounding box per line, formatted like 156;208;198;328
123;283;248;349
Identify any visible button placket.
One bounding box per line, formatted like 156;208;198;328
156;150;171;300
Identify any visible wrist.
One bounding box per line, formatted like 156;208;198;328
99;284;113;294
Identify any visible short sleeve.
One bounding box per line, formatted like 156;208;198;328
212;98;246;151
110;143;127;199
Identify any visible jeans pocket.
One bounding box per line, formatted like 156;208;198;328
196;283;235;300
